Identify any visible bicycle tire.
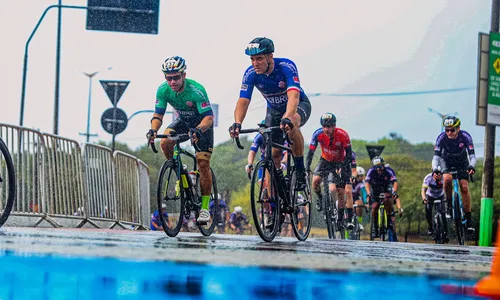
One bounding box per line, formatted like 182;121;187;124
198;167;218;236
434;212;444;244
157;160;184;237
323;179;336;239
380;207;386;242
290;168;312;241
250;160;280;242
350;217;360;240
0;139;15;227
454;192;465;245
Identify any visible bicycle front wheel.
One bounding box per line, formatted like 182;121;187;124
250;160;280;242
434;212;444;244
323;181;336;239
379;207;386;241
454;192;465;245
0;138;15;227
157;160;184;237
290;169;312;241
198;168;218;236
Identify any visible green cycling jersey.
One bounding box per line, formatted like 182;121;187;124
155;78;213;125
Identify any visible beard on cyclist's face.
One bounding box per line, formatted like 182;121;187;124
444;126;459;139
165;72;185;92
250;54;273;74
322;124;335;135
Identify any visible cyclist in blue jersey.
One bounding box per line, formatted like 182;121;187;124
210;194;229;234
150;203;170;231
229;37;311;190
422;171;449;242
431;116;476;233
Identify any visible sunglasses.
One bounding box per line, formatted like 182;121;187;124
445;128;456;133
323;124;336;128
165;74;182;82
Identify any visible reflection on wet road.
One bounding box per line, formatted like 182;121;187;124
0;227;493;280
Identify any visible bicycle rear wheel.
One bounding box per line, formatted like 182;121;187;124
250;160;280;242
434;212;444;244
350;217;360;240
290;168;312;241
454;193;465;245
157;160;184;237
380;207;386;241
323;180;336;239
0;138;15;227
198;168;218;236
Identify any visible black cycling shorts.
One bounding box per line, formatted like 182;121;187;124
264;95;311;145
166;118;214;153
313;158;352;185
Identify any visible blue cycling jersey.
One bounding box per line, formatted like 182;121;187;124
239;58;307;113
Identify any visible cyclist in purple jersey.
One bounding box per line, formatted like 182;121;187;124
210;195;229;234
365;156;403;238
229;37;311;191
246;131;289;177
229;206;251;234
431;116;476;233
422;171;449;241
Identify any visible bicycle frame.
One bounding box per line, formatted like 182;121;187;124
450;176;466;226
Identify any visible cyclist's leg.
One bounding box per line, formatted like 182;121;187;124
443;173;453;218
458;170;474;232
312;159;332;211
194;125;214;223
160;119;189;159
424;198;434;235
288;98;312;188
335;185;344;225
342;165;354;227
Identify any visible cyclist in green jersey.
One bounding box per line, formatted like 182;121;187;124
147;56;215;224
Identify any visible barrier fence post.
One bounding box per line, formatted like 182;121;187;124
479;198;494;246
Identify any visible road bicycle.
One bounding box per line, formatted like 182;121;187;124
0;137;15;227
370;193;396;242
442;167;473;245
428;197;448;244
234;124;312;242
150;133;219;237
349;202;368;240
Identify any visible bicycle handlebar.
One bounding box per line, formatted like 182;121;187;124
233;125;291;150
148;133;201;153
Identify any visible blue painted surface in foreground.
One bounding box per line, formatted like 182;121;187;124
0;253;486;300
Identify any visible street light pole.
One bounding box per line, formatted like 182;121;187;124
79;71;99;142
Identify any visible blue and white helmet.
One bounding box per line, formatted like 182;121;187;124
162;56;187;74
245;37;274;56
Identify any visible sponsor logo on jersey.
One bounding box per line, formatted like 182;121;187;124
201;101;211;108
155;99;159;105
434;146;441;151
241;84;248;91
469;144;474;150
178;110;195;116
459;143;464;148
265;94;288;104
186;101;194;107
293;76;299;83
258;84;264;89
279;81;285;88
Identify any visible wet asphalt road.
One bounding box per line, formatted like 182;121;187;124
0;227;494;280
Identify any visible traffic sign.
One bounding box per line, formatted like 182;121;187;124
86;0;160;35
101;107;128;135
100;80;130;106
488;32;500;125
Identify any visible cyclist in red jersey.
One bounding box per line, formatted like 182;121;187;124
306;113;355;229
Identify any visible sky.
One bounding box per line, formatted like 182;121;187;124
2;0;499;157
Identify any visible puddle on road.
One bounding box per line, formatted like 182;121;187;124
0;252;488;299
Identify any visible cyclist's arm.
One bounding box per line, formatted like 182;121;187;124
197;115;213;132
392;181;399;193
421;187;428;202
306;148;315;171
247;150;257;165
432;134;444;170
234;98;251;124
151;113;164;132
283;90;300;120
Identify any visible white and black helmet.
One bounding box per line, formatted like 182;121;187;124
356;166;365;176
234;206;243;213
161;56;187;74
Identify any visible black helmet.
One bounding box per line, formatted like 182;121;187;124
245;37;275;56
372;156;385;167
320;113;336;127
442;116;460;128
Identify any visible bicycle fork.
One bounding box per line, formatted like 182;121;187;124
451;180;466;225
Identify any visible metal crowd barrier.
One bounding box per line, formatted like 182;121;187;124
0;124;150;230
